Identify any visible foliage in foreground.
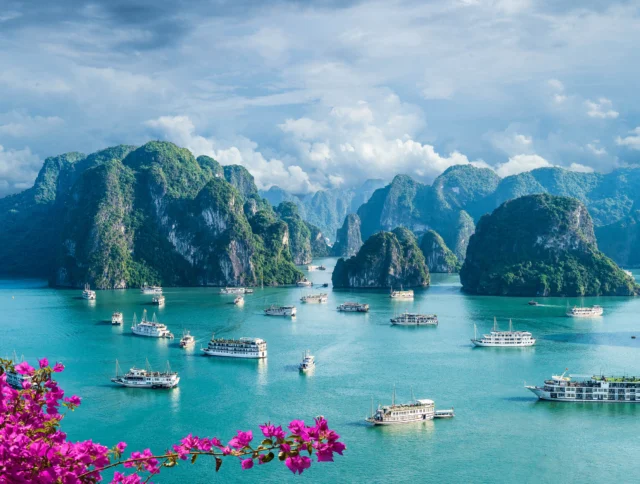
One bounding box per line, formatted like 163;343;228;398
0;359;345;482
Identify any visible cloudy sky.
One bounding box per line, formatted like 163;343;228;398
1;0;640;196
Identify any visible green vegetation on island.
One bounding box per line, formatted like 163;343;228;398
460;194;638;296
332;227;430;288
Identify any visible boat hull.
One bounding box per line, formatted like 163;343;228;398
111;378;179;389
202;349;267;359
366;415;434;425
471;340;535;347
526;386;640;402
131;329;173;338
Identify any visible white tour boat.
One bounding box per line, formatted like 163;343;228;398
264;305;297;317
566;305;604;317
471;318;535;347
152;295;165;306
526;370;640;403
307;265;319;271
131;310;174;339
337;302;369;312
82;283;96;300
111;360;179;389
366;388;435;425
299;350;315;372
234;295;244;305
202;335;267;359
390;287;414;299
391;312;438;326
179;330;195;348
220;287;246;295
300;293;328;304
111;312;123;325
140;284;163;295
296;278;313;287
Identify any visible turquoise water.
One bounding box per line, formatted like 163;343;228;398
2;259;640;483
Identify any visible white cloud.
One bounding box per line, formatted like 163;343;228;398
585;98;619;119
568;163;595;173
0;145;42;197
615;127;640;150
586;141;607;156
487;128;534;156
495;154;553;177
547;79;564;91
278;96;480;186
145;115;321;193
0;111;64;138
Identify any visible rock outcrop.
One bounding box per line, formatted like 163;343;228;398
307;223;330;257
460;194;637;296
596;209;640;268
419;230;460;273
332;214;363;257
332;227;429;288
276;202;312;265
1;141;303;288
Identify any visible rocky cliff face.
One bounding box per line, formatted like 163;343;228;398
460;194;637;296
332;214;363;257
596;209;640;267
307;223;330;257
332;227;429;288
357;174;475;260
276;202;312;265
2;141;303;288
419;230;460;273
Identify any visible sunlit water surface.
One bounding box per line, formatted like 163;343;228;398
2;259;640;483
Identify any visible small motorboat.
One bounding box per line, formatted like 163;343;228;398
111;312;123;325
528;300;539;306
179;331;195;348
318;265;326;271
299;351;315;373
434;408;455;419
322;283;329;288
234;296;244;305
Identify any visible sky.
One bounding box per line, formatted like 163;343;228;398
0;0;640;197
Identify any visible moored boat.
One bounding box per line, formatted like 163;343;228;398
264;305;296;316
141;284;163;295
366;388;435;425
111;360;179;389
296;278;312;287
434;409;455;419
566;305;603;317
318;265;326;271
300;293;328;304
299;350;315;372
111;312;123;325
2;353;32;389
131;310;174;339
390;287;414;299
390;312;438;326
220;287;247;295
337;302;369;312
471;318;535;347
526;370;640;402
201;335;267;359
82;283;96;300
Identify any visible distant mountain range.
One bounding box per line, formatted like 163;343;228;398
259;179;385;242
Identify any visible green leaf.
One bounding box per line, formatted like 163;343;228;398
278;452;286;461
264;452;275;463
261;439;273;446
191;454;198;464
215;457;222;472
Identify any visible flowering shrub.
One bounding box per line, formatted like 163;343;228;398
0;358;345;483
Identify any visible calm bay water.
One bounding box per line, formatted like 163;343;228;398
2;258;640;483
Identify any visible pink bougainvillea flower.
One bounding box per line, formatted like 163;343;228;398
52;362;65;372
241;458;254;470
285;455;312;475
64;395;81;406
38;358;49;369
14;361;35;375
228;430;253;450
